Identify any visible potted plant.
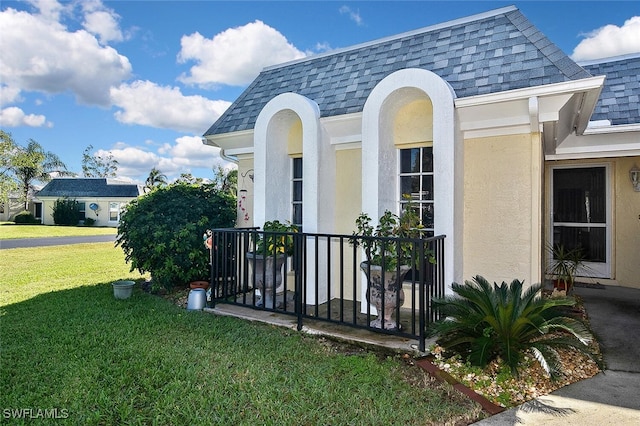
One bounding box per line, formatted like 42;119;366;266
547;243;587;294
247;220;299;308
351;201;431;330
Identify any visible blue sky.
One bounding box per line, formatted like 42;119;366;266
1;0;639;184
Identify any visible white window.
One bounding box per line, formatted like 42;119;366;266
109;202;121;222
292;158;302;228
399;147;434;236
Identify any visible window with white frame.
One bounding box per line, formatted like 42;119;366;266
399;147;434;236
109;202;120;222
292;158;302;228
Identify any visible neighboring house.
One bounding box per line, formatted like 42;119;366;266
0;192;40;222
36;178;142;227
203;5;640;294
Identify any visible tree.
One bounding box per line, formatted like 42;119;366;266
144;167;168;193
82;144;118;177
0;130;18;204
116;183;236;291
10;139;73;210
211;165;237;195
175;173;204;185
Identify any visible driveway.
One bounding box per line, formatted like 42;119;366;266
0;234;117;249
473;284;640;425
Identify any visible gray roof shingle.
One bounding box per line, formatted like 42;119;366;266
581;54;640;126
36;178;141;198
204;6;591;137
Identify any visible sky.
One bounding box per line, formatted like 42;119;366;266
1;0;639;184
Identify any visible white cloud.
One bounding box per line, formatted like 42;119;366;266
0;106;51;128
177;20;306;87
0;85;23;107
571;16;640;61
110;80;231;134
103;137;226;183
82;10;124;44
339;6;364;26
0;6;132;106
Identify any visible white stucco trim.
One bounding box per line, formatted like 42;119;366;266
254;93;321;231
362;68;462;292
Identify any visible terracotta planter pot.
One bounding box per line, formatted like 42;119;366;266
189;280;210;290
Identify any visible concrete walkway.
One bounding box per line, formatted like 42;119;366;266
473;284;640;425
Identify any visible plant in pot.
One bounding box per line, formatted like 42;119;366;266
547;243;587;294
351;201;431;330
247;220;299;309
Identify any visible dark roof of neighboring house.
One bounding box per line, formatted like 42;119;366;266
36;178;141;198
205;6;591;137
581;54;640;126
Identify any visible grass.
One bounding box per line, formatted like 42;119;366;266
0;243;483;425
0;223;117;240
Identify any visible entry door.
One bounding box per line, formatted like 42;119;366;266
551;165;610;278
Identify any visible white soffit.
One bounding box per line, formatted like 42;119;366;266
202;129;254;151
548;127;640;159
455;76;604;139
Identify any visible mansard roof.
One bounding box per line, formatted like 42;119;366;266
205;5;591;137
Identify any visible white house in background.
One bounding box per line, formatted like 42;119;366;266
203;6;640;291
36;178;142;227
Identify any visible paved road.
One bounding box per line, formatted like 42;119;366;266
0;234;117;249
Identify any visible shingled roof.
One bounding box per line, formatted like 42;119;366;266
36;178;141;198
204;5;591;137
581;54;640;126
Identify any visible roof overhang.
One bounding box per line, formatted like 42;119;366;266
455;76;605;148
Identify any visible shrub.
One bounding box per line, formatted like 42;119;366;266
116;183;236;291
429;275;602;378
83;217;96;226
52;197;80;225
13;210;39;224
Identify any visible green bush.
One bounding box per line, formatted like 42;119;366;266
429;275;602;378
116;183;236;291
13;210;39;224
83;217;96;226
52;197;80;225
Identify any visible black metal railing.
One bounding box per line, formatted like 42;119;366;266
209;228;446;351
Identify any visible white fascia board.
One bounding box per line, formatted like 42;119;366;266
202;129;254;151
549;129;640;159
584;123;640;135
321;112;363;146
455;76;605;108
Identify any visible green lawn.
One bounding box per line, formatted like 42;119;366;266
0;243;483;425
0;223;117;240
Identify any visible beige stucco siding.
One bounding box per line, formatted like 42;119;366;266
237;156;255;228
37;198;135;227
463;133;540;285
615;156;640;288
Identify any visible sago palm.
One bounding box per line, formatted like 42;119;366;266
429;275;602;377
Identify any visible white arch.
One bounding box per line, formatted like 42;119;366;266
254;92;322;232
362;68;462;290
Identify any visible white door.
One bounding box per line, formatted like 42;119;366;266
551;165;611;278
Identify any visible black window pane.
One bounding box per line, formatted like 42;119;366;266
421;175;433;200
421;147;433;172
293;181;302;202
400;148;420;173
292;204;302;226
553;226;606;263
422;203;434;229
293;158;303;179
553;167;606;223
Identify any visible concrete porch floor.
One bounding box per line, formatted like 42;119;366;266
204;301;435;355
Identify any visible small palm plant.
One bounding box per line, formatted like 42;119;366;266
429;275;602;378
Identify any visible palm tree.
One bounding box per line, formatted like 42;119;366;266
10;139;74;209
429;275;602;378
144;167;167;193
